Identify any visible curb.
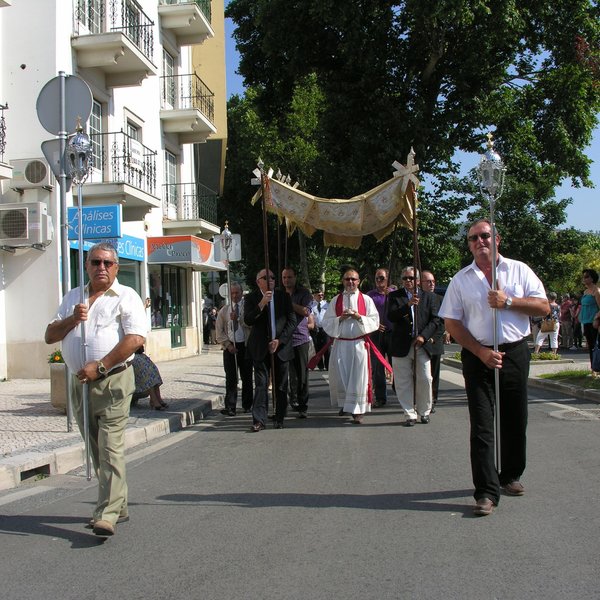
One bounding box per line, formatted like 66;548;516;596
442;357;600;405
0;398;220;492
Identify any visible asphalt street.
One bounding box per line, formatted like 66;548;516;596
0;365;598;600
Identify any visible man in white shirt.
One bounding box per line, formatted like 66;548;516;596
45;243;147;537
439;219;548;516
216;282;253;415
309;290;329;370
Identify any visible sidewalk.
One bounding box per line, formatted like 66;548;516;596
0;346;226;491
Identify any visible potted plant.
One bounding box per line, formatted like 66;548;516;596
48;349;68;413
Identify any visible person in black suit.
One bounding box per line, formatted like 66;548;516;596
420;270;447;412
244;269;296;431
387;266;441;426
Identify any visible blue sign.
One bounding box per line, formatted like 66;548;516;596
69;235;145;262
67;205;122;240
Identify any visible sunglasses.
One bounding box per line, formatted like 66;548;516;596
467;232;492;242
375;276;386;281
90;259;116;268
344;277;359;282
259;275;275;280
402;276;415;281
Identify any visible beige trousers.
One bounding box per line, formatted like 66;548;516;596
71;367;134;525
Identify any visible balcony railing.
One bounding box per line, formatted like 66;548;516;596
74;0;155;60
88;130;157;196
162;182;218;223
160;73;215;123
0;103;7;163
159;0;211;23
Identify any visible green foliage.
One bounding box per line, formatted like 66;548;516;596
531;352;561;361
225;0;600;290
539;370;600;389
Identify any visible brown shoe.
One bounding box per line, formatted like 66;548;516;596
503;481;525;496
87;514;129;529
92;519;115;536
474;497;495;517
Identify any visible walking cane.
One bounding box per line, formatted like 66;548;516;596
478;133;507;472
67;123;93;481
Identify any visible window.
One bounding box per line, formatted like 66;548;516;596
89;100;103;171
148;264;188;347
77;0;103;34
162;50;176;109
164;150;178;210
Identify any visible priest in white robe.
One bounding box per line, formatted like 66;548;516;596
322;269;379;423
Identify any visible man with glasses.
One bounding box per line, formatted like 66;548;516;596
322;269;379;424
45;242;147;537
388;266;441;427
367;268;396;407
420;270;447;412
439;219;548;516
244;269;296;431
309;290;329;370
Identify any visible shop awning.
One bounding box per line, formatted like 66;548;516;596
147;235;226;272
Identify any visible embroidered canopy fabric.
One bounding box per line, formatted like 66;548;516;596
253;153;420;249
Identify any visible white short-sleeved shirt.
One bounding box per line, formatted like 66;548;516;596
439;255;546;346
53;279;148;372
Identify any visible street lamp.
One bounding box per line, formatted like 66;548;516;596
477;132;506;473
67;121;93;480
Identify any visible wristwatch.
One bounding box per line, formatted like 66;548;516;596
504;297;513;310
97;360;108;377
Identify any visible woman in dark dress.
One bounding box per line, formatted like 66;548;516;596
131;346;168;410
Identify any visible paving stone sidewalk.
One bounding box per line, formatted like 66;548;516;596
0;347;226;490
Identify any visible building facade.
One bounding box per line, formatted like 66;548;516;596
0;0;227;378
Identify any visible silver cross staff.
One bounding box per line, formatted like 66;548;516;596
67;120;93;481
477;132;506;472
220;222;239;378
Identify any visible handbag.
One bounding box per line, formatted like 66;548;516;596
592;339;600;372
540;318;556;333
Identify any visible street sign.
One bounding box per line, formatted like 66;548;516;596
67;205;122;240
36;75;93;135
41;139;72;191
213;233;242;262
219;283;229;299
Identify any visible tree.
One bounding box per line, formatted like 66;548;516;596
225;0;600;287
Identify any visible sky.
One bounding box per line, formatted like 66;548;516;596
225;19;598;233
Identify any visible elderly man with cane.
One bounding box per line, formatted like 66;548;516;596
45;242;147;536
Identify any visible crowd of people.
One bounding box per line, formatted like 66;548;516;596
44;233;600;537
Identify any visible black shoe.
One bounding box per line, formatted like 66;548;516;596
298;411;308;418
250;422;265;432
404;419;417;427
228;409;236;416
373;400;386;408
289;402;299;411
420;415;430;424
430;405;436;414
339;408;346;416
220;408;229;415
274;421;284;429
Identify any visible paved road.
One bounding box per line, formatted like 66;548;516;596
0;365;598;599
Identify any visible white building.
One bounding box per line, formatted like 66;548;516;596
0;0;227;378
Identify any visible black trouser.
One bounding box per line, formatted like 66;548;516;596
223;342;253;412
430;353;441;402
583;322;598;369
311;327;329;369
461;339;529;505
370;330;391;403
289;341;309;411
252;354;289;425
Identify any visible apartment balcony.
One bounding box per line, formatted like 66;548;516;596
158;0;214;46
160;73;217;144
0;104;12;181
84;131;160;221
162;182;219;236
72;0;158;87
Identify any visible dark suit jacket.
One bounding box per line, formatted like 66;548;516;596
387;288;441;358
428;293;446;357
244;288;296;362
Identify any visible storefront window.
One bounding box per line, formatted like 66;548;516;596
148;264;188;347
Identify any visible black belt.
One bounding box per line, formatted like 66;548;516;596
485;338;527;352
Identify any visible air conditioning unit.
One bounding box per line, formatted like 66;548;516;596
10;158;54;191
0;202;53;247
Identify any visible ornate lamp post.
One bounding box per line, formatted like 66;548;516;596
67;121;93;480
477;132;506;471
